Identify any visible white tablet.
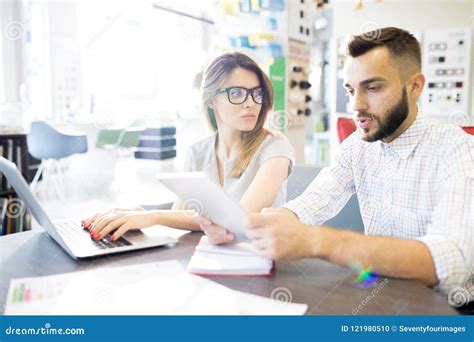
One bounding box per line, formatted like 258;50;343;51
156;172;249;242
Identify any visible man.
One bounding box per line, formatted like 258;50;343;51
199;27;473;310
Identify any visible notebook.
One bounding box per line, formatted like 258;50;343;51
187;236;273;276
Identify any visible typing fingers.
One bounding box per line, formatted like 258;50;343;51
90;213;121;236
93;217;127;240
81;213;101;228
110;223;133;241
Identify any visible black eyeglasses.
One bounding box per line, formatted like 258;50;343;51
216;86;265;105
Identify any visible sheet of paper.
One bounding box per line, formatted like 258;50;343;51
5;260;307;315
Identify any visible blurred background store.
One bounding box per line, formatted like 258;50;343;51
0;0;473;233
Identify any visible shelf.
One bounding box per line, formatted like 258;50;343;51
1;133;31;234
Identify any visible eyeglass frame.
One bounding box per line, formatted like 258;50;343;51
216;86;266;105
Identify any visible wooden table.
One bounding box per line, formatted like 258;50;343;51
0;228;457;315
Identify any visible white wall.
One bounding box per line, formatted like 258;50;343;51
0;0;24;104
330;0;474;122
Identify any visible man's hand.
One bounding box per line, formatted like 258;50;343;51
246;207;316;260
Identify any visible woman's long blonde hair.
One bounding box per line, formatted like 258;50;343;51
201;52;274;178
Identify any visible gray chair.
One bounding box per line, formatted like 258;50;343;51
287;164;364;232
27;121;88;193
141;203;173;210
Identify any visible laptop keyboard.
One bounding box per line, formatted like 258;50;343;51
56;221;133;250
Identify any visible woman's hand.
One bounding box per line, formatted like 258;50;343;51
81;207;150;241
195;216;235;245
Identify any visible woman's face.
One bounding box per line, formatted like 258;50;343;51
209;67;263;133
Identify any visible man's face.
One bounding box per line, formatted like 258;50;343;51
343;47;410;142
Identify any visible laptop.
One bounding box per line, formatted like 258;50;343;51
0;157;178;259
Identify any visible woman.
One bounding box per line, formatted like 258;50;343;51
82;52;294;241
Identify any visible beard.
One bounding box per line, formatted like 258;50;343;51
360;88;409;142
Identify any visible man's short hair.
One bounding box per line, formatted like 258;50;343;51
346;27;421;75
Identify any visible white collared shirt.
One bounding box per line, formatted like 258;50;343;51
285;114;473;301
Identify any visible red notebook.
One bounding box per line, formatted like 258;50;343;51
187;236;273;277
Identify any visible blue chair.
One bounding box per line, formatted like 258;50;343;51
27;121;88;190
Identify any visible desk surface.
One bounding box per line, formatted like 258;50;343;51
0;228;457;315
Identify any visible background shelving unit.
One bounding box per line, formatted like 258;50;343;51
0;134;32;235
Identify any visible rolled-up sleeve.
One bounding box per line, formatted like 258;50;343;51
415;176;474;297
284;133;357;225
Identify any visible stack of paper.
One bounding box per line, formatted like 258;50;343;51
5;260;307;315
187;236;273;276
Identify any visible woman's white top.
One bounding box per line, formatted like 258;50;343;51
183;131;294;207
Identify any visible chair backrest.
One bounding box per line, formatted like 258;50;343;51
27;121;88;160
96;128;142;149
337;117;356;143
287;164;364;232
286;164;322;201
462;126;474;135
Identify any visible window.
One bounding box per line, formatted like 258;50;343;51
76;1;208;126
0;28;4;104
21;1;211;125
